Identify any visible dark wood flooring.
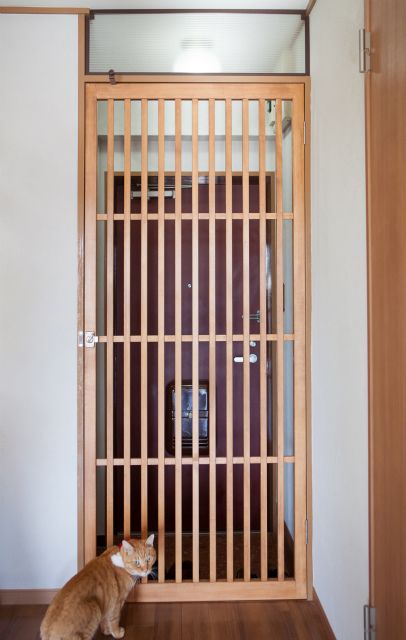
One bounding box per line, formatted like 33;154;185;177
0;600;335;640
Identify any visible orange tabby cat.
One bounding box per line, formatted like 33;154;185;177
40;535;156;640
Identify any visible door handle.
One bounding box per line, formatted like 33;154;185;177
234;354;258;364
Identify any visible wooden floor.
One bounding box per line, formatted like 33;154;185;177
0;600;335;640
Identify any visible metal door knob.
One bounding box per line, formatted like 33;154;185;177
234;354;258;364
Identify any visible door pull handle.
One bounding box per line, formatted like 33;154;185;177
234;354;258;364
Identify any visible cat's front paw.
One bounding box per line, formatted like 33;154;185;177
112;627;125;639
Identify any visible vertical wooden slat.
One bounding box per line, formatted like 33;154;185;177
77;13;86;570
259;98;268;581
242;99;251;582
192;99;199;583
157;100;165;582
106;99;114;548
275;98;285;581
208;98;217;582
84;82;308;599
84;86;97;563
292;90;307;587
174;100;182;583
123;99;131;538
225;99;234;582
140;100;148;543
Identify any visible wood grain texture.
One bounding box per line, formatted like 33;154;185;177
90;84;305;100
84;82;308;599
0;601;335;639
106;99;114;549
292;86;307;588
304;79;313;599
242;98;251;582
83;86;97;564
174;99;183;583
225;98;234;583
366;0;406;635
275;99;285;581
140;100;148;542
123;99;131;539
259;98;268;582
157;99;165;582
208;98;217;582
191;98;199;583
77;12;86;571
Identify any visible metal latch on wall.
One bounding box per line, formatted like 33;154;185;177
78;331;99;348
359;29;371;73
363;605;376;640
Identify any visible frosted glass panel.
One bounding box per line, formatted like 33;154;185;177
89;12;306;74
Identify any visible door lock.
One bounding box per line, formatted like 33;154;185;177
234;354;258;364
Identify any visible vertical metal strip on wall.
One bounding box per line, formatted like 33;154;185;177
157;99;165;582
106;99;114;548
242;99;251;581
192;99;199;582
208;98;217;582
123;99;131;538
225;98;234;583
258;98;268;581
275;99;285;581
174;99;183;583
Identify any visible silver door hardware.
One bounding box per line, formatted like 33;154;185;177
363;605;376;640
250;341;257;347
234;354;258;364
242;310;260;323
359;29;371;73
78;331;99;348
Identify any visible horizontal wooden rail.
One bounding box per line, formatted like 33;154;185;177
96;213;293;221
96;456;296;466
97;334;295;342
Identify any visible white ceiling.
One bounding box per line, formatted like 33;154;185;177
3;1;308;9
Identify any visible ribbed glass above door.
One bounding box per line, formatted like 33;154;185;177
88;11;308;75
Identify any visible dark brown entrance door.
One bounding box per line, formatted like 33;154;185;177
112;176;274;579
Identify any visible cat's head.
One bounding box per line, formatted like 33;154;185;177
111;535;156;579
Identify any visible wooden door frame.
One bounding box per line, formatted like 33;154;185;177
364;0;406;632
77;15;312;599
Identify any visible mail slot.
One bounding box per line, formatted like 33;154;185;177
166;381;209;456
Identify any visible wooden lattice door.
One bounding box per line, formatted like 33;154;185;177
84;81;307;600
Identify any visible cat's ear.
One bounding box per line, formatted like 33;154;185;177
146;534;155;547
121;540;134;554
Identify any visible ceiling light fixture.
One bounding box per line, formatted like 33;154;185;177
173;39;221;73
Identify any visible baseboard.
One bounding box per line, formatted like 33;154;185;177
0;589;57;605
312;588;336;639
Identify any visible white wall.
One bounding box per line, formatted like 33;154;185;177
310;1;369;638
0;14;78;588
